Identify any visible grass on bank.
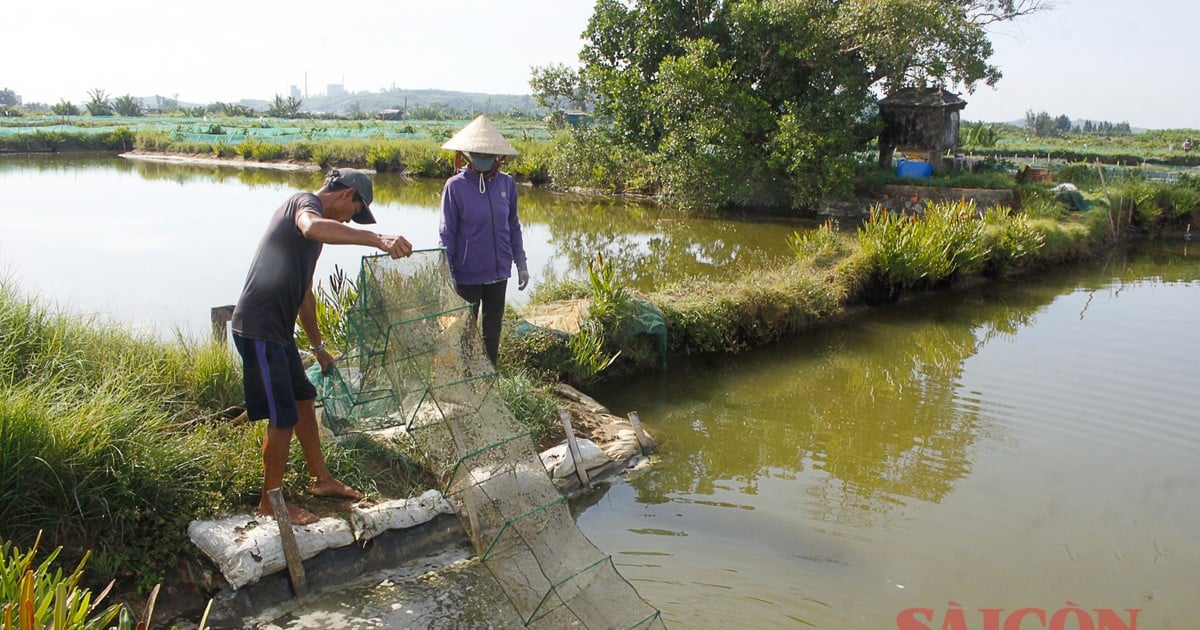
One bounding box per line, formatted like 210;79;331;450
505;164;1200;385
0;282;431;592
0;273;563;595
501;196;1105;384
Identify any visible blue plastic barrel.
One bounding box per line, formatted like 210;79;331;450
896;160;933;179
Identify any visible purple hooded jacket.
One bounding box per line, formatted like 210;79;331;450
439;167;528;285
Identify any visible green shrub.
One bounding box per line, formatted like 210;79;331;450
548;128;656;195
102;127;136;152
311;143;335;169
365;142;404;172
499;326;574;382
1158;184;1200;219
249;140;284;161
235;137;262;159
403;144;453;178
211;140;234;158
528;277;591;303
980;206;1045;276
788;220;852;267
131;130;166;151
1053;162;1101;187
856;200;991;296
508;141;553;185
0;534;129;629
294;264;358;354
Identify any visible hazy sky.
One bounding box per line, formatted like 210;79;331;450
4;0;1195;129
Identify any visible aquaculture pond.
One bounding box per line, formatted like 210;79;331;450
0;153;804;339
254;244;1198;625
4;155;1196;628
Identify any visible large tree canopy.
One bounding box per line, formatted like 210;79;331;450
550;0;1048;212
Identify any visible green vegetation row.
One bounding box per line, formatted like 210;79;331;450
6;119;1199;215
958;120;1200;167
0;126;558;185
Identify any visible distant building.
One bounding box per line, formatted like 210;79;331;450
877;87;967;172
289;85;302;100
377;109;403;121
563;110;590;129
327;84;347;98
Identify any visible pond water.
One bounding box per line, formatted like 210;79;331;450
0;154;804;339
581;246;1200;628
248;245;1200;629
6;156;1197;628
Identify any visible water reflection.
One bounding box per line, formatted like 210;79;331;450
122;156;810;293
1;154;805;337
581;246;1200;627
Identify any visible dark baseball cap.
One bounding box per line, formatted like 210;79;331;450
325;168;376;224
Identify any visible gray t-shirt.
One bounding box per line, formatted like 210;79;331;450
231;192;324;345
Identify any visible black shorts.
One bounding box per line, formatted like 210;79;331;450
233;334;316;429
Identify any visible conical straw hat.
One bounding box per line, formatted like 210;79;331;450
441;115;519;156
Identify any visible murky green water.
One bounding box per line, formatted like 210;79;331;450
5;156;1197;628
0;154;805;338
582;246;1200;628
250;246;1200;629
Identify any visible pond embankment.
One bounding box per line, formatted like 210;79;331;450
169;385;655;627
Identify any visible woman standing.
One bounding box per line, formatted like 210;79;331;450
439;115;530;365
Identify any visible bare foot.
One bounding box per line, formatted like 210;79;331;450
258;502;319;526
308;477;365;501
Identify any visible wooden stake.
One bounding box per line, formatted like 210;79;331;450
558;410;590;487
1096;158;1115;238
626;411;653;455
267;488;309;597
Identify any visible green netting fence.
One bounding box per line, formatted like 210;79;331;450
313;248;665;629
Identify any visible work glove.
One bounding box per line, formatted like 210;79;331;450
518;269;530;291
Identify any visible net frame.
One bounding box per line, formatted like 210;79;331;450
313;249;665;629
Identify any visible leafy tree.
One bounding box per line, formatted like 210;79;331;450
0;87;17;106
267;94;304;118
213;101;255;117
1024;109;1055;136
85;88;113;116
112;94;144;116
346;101;367;120
571;0;1052;212
529;62;590;112
1054;114;1071;132
50;100;81;116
